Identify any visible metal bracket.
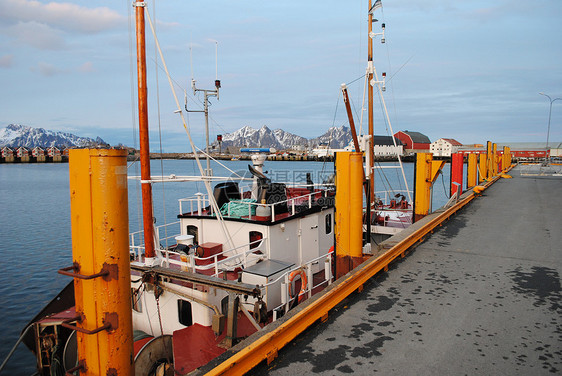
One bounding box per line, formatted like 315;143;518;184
132;1;146;7
61;312;118;335
65;359;85;376
58;262;118;281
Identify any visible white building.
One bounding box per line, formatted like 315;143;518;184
430;138;463;157
344;135;404;157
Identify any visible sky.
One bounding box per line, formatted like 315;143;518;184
1;0;561;152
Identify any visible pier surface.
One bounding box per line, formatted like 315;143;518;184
258;166;561;375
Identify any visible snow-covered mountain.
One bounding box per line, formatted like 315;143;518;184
0;124;107;148
309;126;352;149
213;125;350;150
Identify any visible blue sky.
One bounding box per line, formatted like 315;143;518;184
1;0;561;151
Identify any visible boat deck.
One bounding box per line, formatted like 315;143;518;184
255;166;562;375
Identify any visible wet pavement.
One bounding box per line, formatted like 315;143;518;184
254;167;561;375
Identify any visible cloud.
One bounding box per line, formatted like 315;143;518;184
0;0;124;33
31;62;62;76
78;61;95;73
0;54;13;68
6;21;65;50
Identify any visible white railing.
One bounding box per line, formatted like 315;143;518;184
374;190;413;206
262;250;334;321
129;221;181;261
178;193;211;215
177;188;332;220
160;238;268;277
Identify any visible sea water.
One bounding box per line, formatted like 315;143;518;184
0;159;458;374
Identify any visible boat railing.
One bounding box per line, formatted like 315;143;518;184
262;249;334;322
178;188;332;220
178;193;211;216
129;221;181;261
162;238;268;277
374;190;413;206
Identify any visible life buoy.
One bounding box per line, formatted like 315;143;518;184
288;268;308;303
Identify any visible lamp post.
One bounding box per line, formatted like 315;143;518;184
539;92;561;163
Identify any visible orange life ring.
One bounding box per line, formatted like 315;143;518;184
288;268;308;303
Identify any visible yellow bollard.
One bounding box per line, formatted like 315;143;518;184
68;149;134;375
413;153;445;222
492;142;498;176
467;154;478;188
335;152;363;278
478;153;487;183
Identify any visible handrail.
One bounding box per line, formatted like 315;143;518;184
161;238;268;277
176;186;333;218
0;325;34;373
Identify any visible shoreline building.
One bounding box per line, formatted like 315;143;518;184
430;138;463;157
394;131;431;154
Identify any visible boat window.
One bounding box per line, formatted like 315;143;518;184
131;288;142;313
186;225;198;245
249;231;263;250
325;214;332;234
177;300;193;326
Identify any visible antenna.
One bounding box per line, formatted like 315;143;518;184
215;41;218;80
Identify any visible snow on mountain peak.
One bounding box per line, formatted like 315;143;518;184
0;124;107;148
212;125;350;150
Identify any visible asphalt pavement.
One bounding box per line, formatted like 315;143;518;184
254;166;561;375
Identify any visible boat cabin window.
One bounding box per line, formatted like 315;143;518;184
325;214;332;234
249;231;263;250
177;299;193;326
186;225;198;244
131;288;142;313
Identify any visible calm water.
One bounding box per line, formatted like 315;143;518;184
0;159;458;374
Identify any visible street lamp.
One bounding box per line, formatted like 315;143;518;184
539;92;561;163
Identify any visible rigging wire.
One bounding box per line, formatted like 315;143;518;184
152;0;169;249
128;1;142;236
145;9;236;251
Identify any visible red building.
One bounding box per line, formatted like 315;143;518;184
394;131;431;150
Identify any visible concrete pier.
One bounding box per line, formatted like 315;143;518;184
258;166;561;375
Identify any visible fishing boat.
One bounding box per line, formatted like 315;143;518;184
10;4;339;376
2;2;413;375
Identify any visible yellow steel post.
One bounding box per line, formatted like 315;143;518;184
492;142;498;176
69;149;134;376
414;153;445;222
478;153;487;183
467;154;478;188
486;141;493;179
335;152;363;278
349;152;363;269
335;152;350;278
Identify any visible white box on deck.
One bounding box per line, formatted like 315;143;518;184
241;259;294;311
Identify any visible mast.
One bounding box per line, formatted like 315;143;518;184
135;1;155;260
367;0;375;206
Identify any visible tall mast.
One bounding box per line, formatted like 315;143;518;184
135;1;155;260
367;0;375;205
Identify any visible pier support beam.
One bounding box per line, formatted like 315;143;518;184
450;153;463;197
467;154;478;188
478;153;487;183
413;153;445;223
68;149;134;375
502;147;511;172
335;152;363;278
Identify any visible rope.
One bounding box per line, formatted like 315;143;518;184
145;9;236;251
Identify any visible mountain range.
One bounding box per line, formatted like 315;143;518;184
212;125;352;150
0;124;107;148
